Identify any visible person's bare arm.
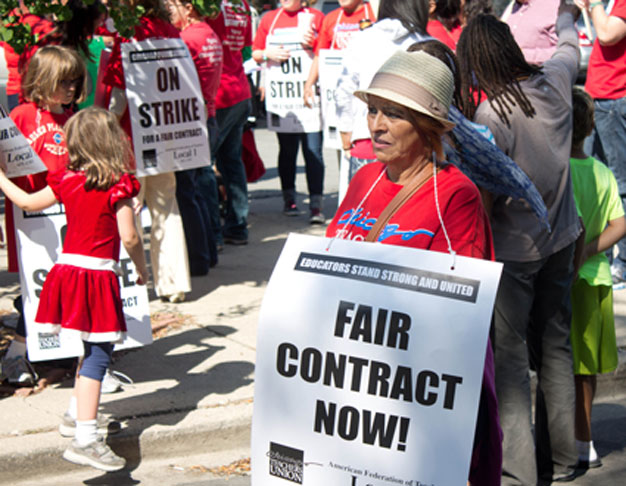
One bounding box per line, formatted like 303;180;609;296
303;55;320;108
0;171;57;212
575;0;626;45
116;200;149;285
582;215;626;263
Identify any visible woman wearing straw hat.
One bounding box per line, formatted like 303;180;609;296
326;49;502;485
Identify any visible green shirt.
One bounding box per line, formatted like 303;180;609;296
570;156;625;286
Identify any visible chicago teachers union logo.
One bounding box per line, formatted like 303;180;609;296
268;442;304;484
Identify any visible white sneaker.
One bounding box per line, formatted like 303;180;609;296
101;369;132;394
63;437;126;471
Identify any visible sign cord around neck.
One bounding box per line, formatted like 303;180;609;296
432;152;457;270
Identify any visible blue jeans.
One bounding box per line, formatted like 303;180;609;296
494;243;577;485
175;168;211;275
348;155;376;181
215;99;251;241
7;94;19;111
276;131;324;209
584;97;626;265
196;116;221;259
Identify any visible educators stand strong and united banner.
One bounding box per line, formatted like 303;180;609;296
252;234;502;486
122;38;210;176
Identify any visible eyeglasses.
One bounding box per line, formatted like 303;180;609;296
60;78;81;89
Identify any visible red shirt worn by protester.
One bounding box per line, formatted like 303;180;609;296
102;16;180;136
180;21;224;118
315;2;376;53
208;0;253;110
326;161;493;257
585;0;626;100
253;6;325;52
5;102;72;272
35;170;141;340
326;161;502;485
426;19;457;51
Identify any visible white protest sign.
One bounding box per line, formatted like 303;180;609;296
318;49;343;150
252;233;502;486
122;38;210;176
0;104;47;178
265;29;322;133
15;205;152;362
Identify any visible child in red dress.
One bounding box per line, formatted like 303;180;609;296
0;107;148;472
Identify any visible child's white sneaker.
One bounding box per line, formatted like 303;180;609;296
63;437;126;471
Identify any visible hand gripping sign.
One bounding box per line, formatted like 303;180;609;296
122;38;210;176
0;104;47;178
14;205;152;361
264;29;322;133
252;234;502;486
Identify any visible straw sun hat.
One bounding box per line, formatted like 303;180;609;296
354;50;456;131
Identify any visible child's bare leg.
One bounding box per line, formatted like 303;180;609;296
575;374;600;466
76;375;102;421
574;374;596;441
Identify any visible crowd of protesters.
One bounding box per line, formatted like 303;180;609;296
0;0;625;483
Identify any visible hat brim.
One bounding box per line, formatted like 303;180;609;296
354;88;456;131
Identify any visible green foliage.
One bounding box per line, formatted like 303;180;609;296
1;0;240;54
190;0;221;19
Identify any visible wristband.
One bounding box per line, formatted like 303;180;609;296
589;1;603;9
262;51;268;62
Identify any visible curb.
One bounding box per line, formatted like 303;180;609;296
0;399;253;485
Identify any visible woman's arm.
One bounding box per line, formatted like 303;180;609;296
0;171;57;212
303;55;320;108
116;200;149;285
576;0;626;45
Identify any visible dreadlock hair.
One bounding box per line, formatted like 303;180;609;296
408;40;463;110
378;0;430;35
456;14;541;126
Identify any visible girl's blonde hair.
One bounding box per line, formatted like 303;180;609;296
22;45;88;107
64;107;134;191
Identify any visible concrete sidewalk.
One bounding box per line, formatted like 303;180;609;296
0;127;625;485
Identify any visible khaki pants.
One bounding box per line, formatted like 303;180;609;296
137;172;191;297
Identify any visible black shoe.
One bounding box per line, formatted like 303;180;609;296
224;236;248;246
283;201;299;216
577;457;602;470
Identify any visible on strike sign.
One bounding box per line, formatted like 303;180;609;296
252;234;502;486
264;29;322;133
122;38;210;176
